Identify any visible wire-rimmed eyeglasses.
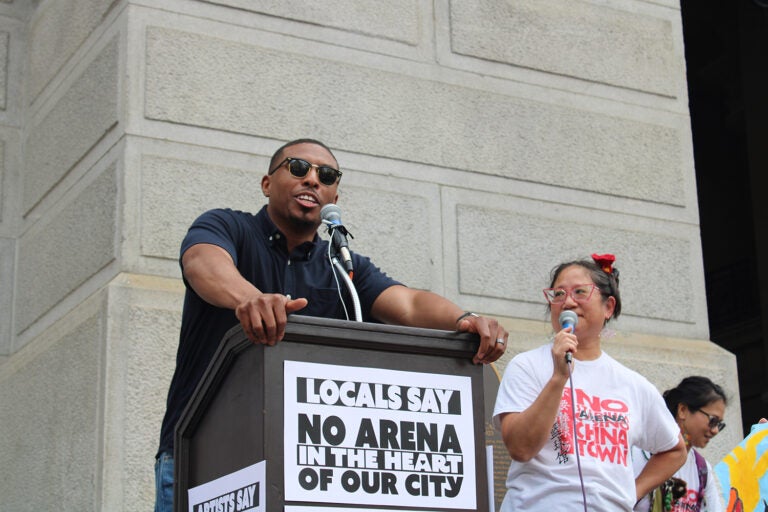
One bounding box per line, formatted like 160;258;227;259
543;284;598;305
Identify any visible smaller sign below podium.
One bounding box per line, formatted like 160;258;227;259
188;461;266;512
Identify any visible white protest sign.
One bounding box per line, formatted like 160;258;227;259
188;461;265;512
284;361;476;510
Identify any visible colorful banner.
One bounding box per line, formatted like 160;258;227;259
715;422;768;512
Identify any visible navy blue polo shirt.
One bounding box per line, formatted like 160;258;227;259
157;206;401;456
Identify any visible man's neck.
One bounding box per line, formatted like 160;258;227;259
265;209;318;253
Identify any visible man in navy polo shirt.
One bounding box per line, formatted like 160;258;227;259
154;138;508;512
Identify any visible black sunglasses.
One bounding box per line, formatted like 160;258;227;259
268;157;342;186
695;409;726;432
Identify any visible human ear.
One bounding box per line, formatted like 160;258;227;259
261;175;270;197
603;296;616;320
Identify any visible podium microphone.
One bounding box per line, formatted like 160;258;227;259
320;203;354;275
559;310;578;363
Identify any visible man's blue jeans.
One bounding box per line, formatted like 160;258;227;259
154;452;174;512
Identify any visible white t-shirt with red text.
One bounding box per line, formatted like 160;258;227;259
493;343;680;511
632;446;724;512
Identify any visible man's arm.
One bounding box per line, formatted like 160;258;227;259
182;243;306;345
370;285;507;364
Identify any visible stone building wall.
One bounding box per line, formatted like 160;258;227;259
0;1;738;509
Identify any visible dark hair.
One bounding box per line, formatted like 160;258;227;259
548;258;622;320
268;138;337;174
663;376;727;418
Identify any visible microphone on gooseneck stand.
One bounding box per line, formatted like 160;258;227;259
320;203;354;276
559;310;578;363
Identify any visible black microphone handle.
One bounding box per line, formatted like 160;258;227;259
331;227;353;273
330;226;347;248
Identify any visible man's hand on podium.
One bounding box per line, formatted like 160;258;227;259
456;312;508;365
235;293;308;346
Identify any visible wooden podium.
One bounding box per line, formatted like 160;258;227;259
175;315;499;511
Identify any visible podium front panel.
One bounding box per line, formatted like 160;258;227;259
176;316;491;512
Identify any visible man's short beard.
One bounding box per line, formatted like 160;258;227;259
291;215;319;231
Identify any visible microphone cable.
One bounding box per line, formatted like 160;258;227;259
324;233;350;321
566;359;588;512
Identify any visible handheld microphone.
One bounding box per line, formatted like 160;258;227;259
320;204;354;275
559;310;578;363
559;308;588;510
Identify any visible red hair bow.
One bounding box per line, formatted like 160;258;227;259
591;253;616;274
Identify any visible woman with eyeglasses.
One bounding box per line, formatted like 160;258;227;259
493;254;687;511
632;376;727;511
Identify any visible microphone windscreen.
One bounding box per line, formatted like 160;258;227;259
559;310;578;329
321;203;342;224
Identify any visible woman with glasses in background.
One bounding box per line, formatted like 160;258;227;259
633;376;727;511
493;254;687;511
